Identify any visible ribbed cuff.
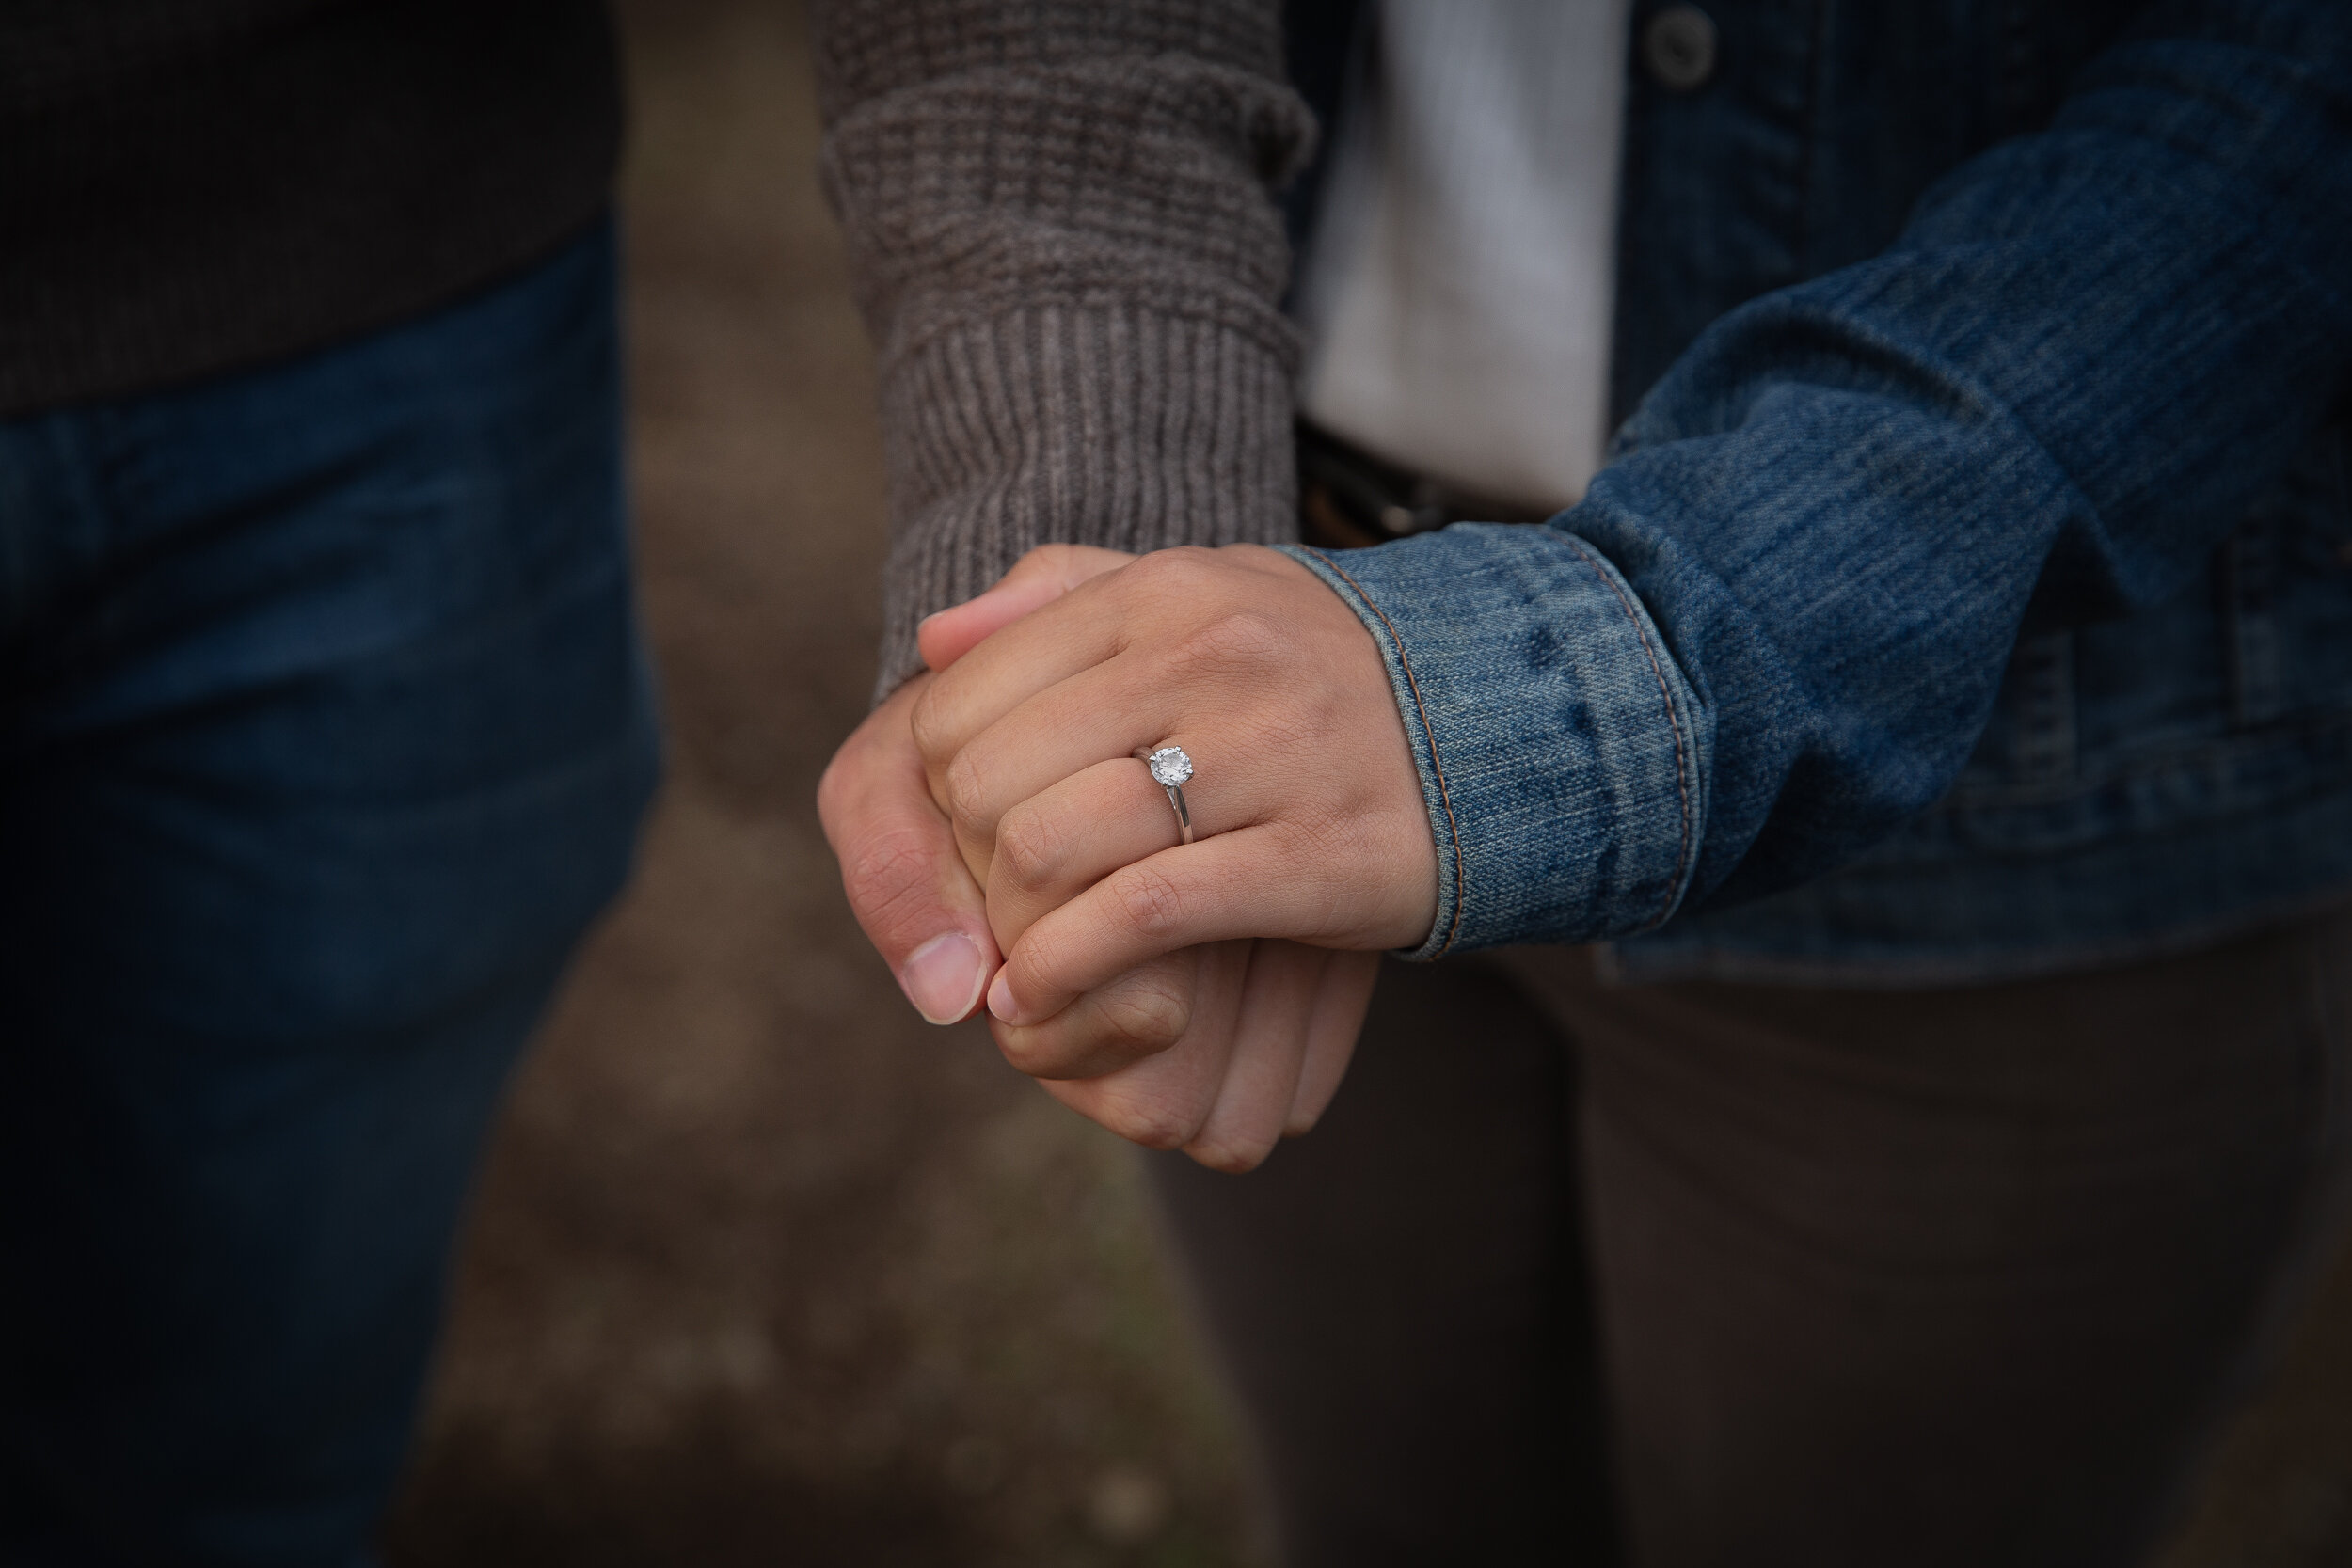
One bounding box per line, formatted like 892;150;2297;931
1279;525;1709;958
871;298;1298;699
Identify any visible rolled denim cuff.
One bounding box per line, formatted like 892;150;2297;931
1279;526;1708;958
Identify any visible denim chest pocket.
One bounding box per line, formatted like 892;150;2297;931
1898;423;2352;860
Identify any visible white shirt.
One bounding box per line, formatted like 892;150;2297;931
1295;0;1630;513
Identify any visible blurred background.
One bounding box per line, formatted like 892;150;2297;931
375;3;2352;1563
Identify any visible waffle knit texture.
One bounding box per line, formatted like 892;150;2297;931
810;0;1315;698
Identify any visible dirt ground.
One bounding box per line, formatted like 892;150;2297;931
380;4;2352;1564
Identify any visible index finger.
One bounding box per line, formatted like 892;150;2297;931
917;543;1136;672
914;540;1285;792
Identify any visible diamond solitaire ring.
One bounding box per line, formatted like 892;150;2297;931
1139;745;1196;846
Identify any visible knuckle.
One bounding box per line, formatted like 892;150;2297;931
941;752;994;842
1090;974;1191;1059
1108;863;1192;942
1170;609;1287;679
1127;545;1211;589
993;803;1069;894
1007;921;1076;994
906;684;954;768
1185;1136;1271;1175
1011;1053;1074;1085
993;1024;1068;1079
1096;1090;1204;1152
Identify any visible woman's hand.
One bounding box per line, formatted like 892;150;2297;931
911;542;1438;1167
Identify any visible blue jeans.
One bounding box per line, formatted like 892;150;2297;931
0;226;660;1565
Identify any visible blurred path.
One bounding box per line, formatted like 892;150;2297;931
385;5;1261;1564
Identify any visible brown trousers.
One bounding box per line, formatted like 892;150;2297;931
1149;911;2352;1567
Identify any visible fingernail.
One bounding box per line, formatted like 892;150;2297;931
987;969;1019;1024
900;933;986;1024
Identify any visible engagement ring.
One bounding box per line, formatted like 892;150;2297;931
1141;745;1195;846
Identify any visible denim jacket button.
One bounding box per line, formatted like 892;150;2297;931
1643;5;1719;92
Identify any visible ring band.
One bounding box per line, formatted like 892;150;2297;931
1139;745;1196;846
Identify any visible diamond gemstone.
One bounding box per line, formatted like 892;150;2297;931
1147;746;1194;787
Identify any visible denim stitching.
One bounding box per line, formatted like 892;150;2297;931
1300;547;1469;958
1560;536;1695;928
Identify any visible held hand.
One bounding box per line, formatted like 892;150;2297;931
817;673;1000;1025
912;544;1438;1164
818;546;1143;1027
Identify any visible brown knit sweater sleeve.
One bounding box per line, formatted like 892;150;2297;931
809;0;1312;697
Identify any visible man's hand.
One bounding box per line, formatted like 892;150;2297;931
817;673;999;1025
818;545;1142;1028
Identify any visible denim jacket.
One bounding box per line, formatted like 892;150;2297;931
1279;0;2352;983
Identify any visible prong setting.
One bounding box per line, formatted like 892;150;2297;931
1147;746;1194;787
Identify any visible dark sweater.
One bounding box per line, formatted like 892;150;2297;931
2;0;620;417
810;0;1313;696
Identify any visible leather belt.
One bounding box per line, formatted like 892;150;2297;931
1295;420;1554;551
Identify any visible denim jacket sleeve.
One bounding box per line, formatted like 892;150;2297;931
1285;0;2352;960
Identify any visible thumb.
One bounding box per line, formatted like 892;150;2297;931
917;543;1136;671
818;675;1000;1023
